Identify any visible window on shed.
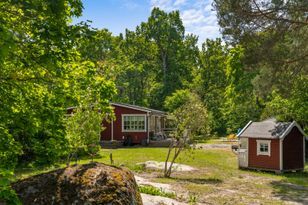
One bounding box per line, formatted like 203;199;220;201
260;143;268;152
257;140;271;156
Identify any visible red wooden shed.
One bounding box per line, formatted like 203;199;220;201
237;119;306;173
101;103;166;145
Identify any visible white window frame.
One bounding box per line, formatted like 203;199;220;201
256;140;271;156
121;114;147;132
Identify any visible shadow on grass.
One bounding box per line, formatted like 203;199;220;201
271;180;308;204
281;171;308;186
78;153;106;161
173;177;223;184
270;169;308;204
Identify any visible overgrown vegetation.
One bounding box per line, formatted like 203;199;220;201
164;92;210;177
0;0;307;203
15;147;308;204
65;104;108;165
138;185;176;199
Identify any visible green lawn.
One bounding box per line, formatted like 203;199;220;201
15;146;308;204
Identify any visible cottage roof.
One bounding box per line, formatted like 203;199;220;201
237;118;306;139
111;102;166;116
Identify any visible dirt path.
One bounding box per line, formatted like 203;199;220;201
141;194;187;205
135;175;188;205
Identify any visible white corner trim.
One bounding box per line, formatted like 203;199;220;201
304;135;306;168
121;114;147;132
237;121;253;137
279;139;283;170
256;140;271;156
111;120;114;141
147;115;150;143
280;121;306;139
247;138;249;166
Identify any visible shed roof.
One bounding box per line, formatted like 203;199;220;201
237;118;306;139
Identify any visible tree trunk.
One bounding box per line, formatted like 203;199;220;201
164;141;173;177
66;153;72;167
161;51;167;88
166;147;182;177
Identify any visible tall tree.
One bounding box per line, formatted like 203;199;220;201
222;46;261;133
214;0;307;94
194;39;228;135
140;8;198;108
0;0;116;166
214;0;307;130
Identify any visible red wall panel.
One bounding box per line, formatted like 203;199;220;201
101;105;148;144
283;127;304;170
248;138;280;170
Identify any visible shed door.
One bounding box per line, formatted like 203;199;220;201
238;138;248;167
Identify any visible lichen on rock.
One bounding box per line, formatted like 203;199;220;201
13;163;142;205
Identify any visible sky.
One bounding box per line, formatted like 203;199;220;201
74;0;221;45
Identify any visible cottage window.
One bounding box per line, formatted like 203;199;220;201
256;140;271;156
122;115;146;132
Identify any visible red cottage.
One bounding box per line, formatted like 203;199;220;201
101;103;166;145
237;118;306;173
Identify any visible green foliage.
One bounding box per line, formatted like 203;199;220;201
0;0;115;168
188;194;198;204
263;76;308;131
214;0;307;132
138;185;176;199
65;104;108;162
222;46;261;133
0;170;21;205
195;39;228;135
164;89;191;111
79;8;199;109
164;93;210;177
0;0;305;179
171;93;210;140
0;127;22;169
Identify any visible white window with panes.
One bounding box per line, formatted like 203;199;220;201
122;114;146;132
256;140;271;156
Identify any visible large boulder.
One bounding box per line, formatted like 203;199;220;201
13;163;142;205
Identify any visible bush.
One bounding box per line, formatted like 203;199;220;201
138;185;176;199
0;127;22;169
0;170;21;205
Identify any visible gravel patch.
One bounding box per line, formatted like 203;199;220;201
137;161;196;172
196;144;232;149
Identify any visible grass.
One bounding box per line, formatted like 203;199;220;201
138;185;176;199
15;146;308;204
16;147;308;186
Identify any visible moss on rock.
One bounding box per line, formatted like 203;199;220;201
13;163;142;205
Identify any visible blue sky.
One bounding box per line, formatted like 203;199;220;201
74;0;221;45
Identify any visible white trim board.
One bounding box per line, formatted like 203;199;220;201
112;103;150;113
237;121;253;137
279;121;306;139
279;139;283;170
111;120;114;141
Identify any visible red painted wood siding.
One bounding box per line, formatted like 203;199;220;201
101;105;148;144
283;127;304;170
248;138;280;170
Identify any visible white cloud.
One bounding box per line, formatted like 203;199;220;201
150;0;221;46
174;0;187;6
122;0;140;10
150;0;174;11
